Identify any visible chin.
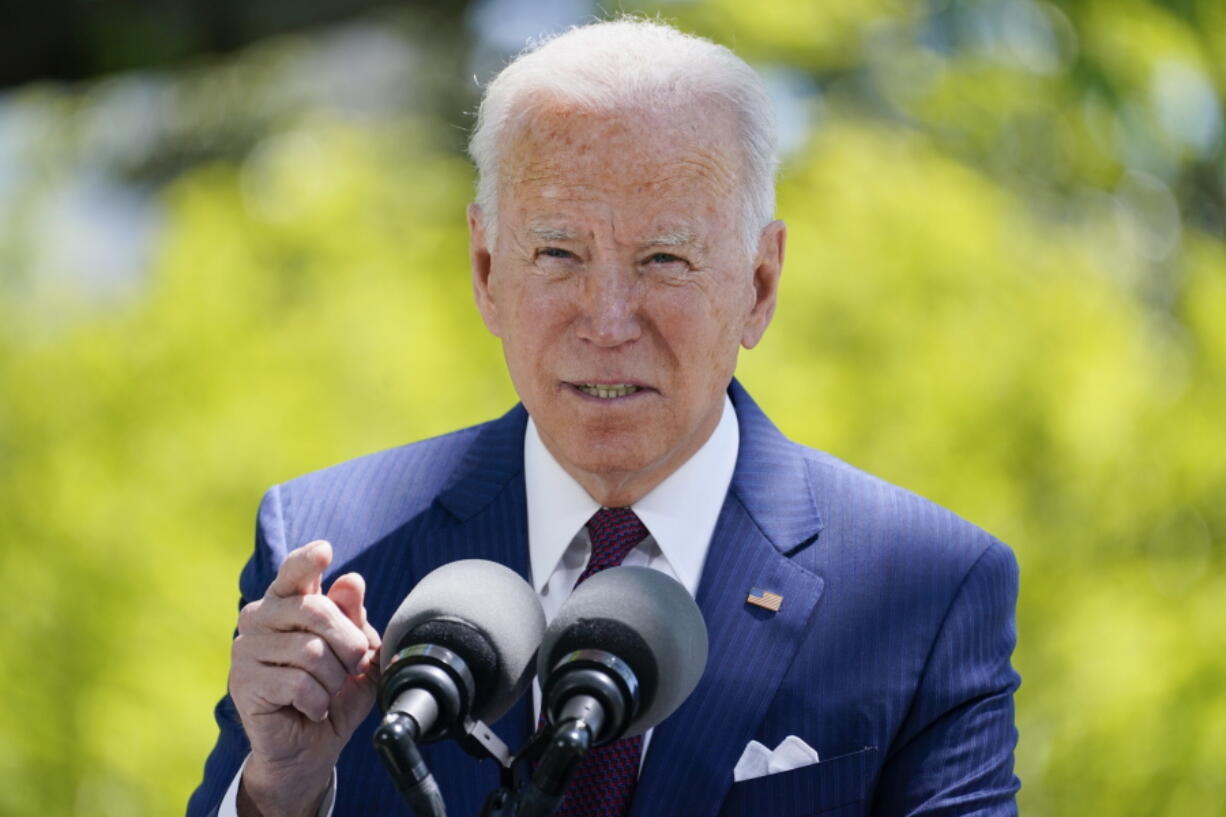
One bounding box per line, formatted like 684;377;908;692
560;431;659;477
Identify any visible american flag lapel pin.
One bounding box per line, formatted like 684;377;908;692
747;587;783;612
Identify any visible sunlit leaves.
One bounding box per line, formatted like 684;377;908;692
1;2;1224;816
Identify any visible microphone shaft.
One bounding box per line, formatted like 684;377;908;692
373;712;447;817
391;687;441;738
556;693;606;740
515;696;605;817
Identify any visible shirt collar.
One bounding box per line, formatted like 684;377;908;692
525;395;739;595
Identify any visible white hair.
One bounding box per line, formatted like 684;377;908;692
468;17;779;256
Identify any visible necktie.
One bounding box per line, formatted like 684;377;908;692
553;507;648;817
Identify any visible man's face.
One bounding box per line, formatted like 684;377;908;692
469;99;784;505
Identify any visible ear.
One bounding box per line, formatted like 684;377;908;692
468;203;502;337
741;220;786;349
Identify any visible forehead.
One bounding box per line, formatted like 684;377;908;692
498;98;742;230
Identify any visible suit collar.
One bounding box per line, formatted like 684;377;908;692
524;394;740;599
435;402;529;522
440;382;822;543
434;380;820;540
726;379;824;554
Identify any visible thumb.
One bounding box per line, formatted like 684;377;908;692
268;540;331;598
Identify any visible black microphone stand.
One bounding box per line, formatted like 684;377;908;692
376;709;517;817
485;697;602;817
374;642;516;817
481;647;639;817
373;711;446;817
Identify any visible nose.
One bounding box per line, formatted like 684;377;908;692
576;266;642;347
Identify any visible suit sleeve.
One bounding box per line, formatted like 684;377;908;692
185;487;284;817
871;541;1022;817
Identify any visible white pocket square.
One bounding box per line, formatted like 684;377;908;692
733;735;821;782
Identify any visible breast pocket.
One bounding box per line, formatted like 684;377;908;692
717;746;878;817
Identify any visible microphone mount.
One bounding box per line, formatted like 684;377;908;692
478;649;643;817
380;644;476;742
376;643;514;817
542;649;640;745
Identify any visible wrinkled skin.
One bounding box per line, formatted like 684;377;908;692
470;98;785;506
229;541;380;817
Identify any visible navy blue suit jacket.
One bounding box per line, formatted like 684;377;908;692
188;381;1020;816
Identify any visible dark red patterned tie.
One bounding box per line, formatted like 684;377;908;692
553;507;648;817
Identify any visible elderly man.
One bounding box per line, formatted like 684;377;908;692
188;18;1020;817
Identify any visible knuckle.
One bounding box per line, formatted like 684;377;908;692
236;601;261;631
227;666;255;708
298;595;332;628
292;673;327;716
339;638;366;664
230;633;268;668
291;668;317;699
293;596;366;669
301;636;328;664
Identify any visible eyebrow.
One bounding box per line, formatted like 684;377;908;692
644;230;697;248
524;224;700;249
527;224;581;242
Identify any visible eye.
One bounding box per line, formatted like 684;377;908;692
646;252;685;265
538;247;576;260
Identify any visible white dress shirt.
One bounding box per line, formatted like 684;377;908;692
220;395;739;816
526;394;739;745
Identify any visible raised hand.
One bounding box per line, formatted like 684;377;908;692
228;541;381;817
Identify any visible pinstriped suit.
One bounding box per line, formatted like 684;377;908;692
188;381;1020;816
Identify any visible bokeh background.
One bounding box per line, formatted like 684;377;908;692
1;0;1223;814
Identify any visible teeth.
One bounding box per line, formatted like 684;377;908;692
577;383;640;399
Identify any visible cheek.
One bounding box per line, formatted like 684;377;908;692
666;277;750;336
653;290;743;373
496;278;577;358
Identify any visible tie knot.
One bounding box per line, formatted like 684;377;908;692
580;507;649;584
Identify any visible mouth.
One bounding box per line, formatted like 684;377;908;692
568;382;647;400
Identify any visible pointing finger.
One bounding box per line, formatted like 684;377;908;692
362;621;382;682
328;574;380;673
268;541;331;599
327;573;367;630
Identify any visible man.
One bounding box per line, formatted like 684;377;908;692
189;18;1020;817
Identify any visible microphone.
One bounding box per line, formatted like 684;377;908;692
518;567;707;815
373;559;545;817
539;566;708;739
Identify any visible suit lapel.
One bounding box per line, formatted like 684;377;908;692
407;405;536;812
631;382;826;817
416;402;532;582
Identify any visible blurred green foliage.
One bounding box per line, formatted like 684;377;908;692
0;1;1223;815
